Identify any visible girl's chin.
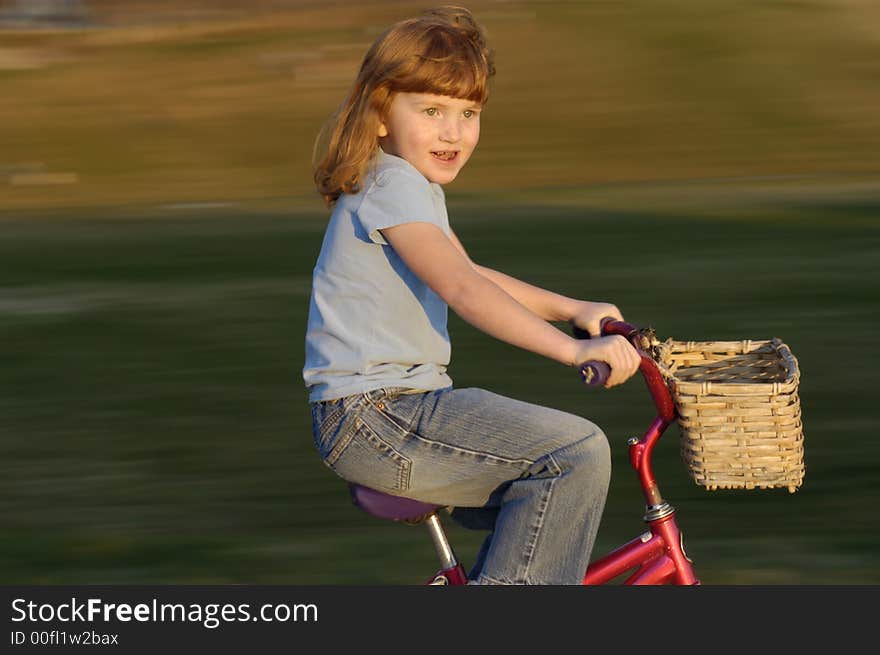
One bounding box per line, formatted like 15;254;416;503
425;171;459;185
420;160;465;184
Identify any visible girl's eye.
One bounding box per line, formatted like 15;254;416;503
463;109;474;119
424;108;438;116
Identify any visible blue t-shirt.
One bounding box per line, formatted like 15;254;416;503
303;150;454;402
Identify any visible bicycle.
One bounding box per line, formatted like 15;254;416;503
346;318;700;585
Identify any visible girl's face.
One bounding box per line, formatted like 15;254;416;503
378;92;481;185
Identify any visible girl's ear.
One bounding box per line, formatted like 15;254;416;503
377;122;388;138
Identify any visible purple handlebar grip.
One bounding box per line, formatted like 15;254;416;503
580;360;611;387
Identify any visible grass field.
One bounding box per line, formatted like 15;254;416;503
2;0;879;584
2;183;878;584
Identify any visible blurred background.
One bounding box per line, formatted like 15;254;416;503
1;0;878;583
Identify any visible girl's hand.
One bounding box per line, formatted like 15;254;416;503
570;301;624;338
573;335;641;388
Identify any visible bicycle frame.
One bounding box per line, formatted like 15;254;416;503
587;320;700;584
420;319;700;585
580;320;698;584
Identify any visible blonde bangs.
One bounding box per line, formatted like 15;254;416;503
395;32;490;104
397;59;488;104
378;14;494;105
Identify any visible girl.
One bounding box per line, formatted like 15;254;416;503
304;6;641;585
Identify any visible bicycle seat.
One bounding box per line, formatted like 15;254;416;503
349;484;441;522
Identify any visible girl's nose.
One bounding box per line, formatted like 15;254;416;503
440;117;461;142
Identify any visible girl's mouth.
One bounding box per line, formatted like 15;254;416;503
431;150;458;162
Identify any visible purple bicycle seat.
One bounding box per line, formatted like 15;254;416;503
349;484;441;521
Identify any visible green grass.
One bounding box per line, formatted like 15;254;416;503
1;188;878;584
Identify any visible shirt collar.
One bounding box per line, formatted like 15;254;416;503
376;148;444;196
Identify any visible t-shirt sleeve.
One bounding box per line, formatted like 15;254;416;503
357;168;443;245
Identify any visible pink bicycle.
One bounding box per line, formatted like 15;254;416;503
347;318;700;585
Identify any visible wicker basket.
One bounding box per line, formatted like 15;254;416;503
656;338;804;493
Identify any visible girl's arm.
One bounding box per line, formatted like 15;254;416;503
381;223;640;387
448;229;620;337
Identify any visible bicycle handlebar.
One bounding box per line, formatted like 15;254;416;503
574;317;628;387
574;317;676;422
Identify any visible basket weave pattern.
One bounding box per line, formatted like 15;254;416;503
657;338;804;493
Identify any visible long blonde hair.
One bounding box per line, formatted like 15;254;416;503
313;6;495;207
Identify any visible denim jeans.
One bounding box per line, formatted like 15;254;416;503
310;386;611;585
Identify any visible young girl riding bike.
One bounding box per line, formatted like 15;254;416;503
303;5;641;585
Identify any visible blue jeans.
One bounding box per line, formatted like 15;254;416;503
310;386;611;585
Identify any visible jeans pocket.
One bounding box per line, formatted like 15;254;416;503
365;389;423;434
327;417;412;493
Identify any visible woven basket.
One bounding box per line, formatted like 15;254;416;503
656;338;804;493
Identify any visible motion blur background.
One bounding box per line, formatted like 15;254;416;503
1;0;878;583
